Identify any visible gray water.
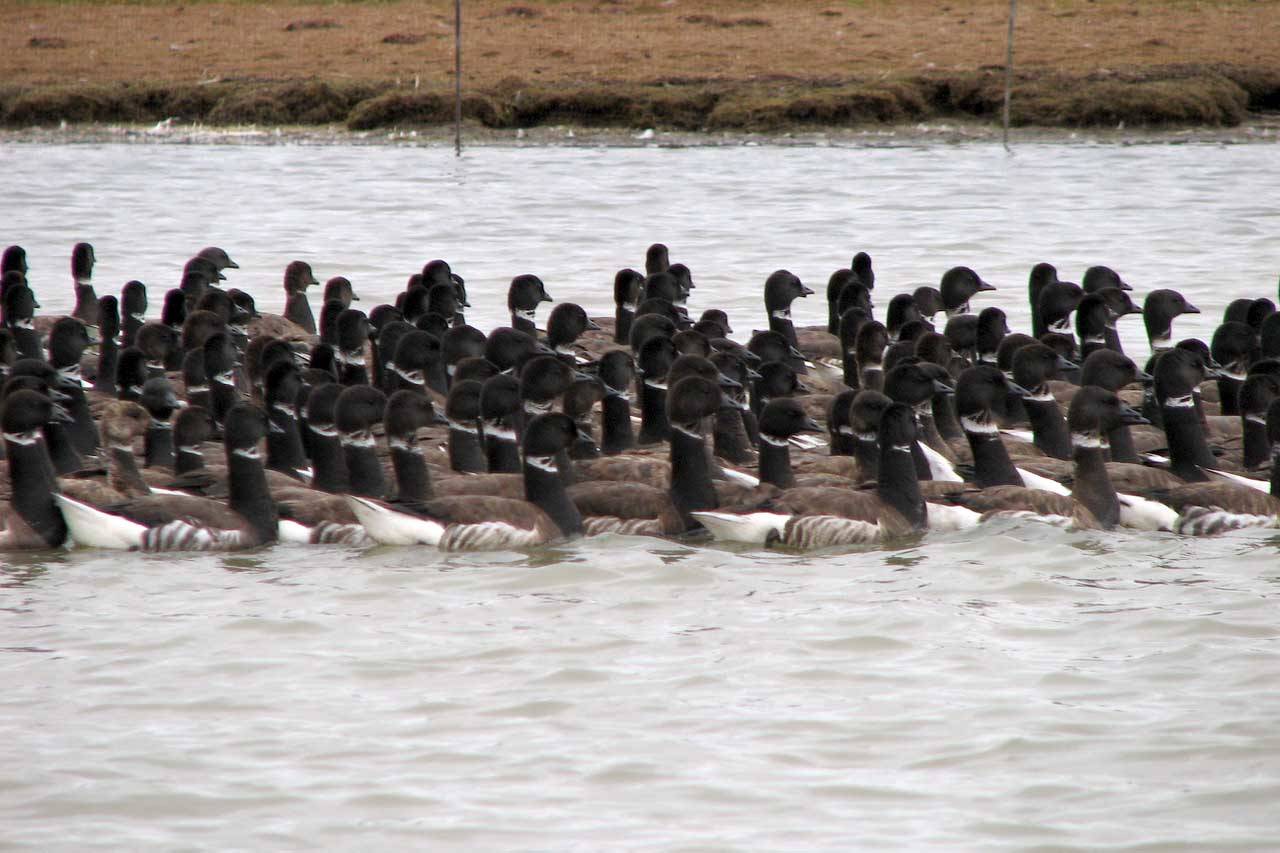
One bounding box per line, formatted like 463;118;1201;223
3;140;1280;850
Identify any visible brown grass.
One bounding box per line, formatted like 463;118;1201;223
1;0;1277;131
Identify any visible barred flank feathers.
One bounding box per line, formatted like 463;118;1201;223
438;521;541;551
311;521;373;546
781;514;880;548
1176;506;1277;536
140;520;243;551
581;517;663;537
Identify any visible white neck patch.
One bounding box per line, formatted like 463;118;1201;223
961;414;999;435
3;429;41;446
526;454;558;473
771;308;792;321
514;308;537;322
340;430;376;448
448;419;479;436
1072;432;1109;449
759;432;790;448
484;420;517;442
1164;393;1195;409
390;364;425;386
309;423;338;438
232;446;262;460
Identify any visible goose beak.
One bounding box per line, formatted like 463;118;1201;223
540;293;554;303
586;318;602;331
802;415;823;433
932;378;955;395
1056;355;1078;372
571;368;597;384
977;279;997;293
800;284;814;297
746;366;763;381
1119;404;1150;426
1183;303;1201;314
1005;380;1031;397
51;402;75;423
717;372;741;391
1135;368;1154;382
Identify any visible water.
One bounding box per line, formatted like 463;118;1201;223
3;140;1280;850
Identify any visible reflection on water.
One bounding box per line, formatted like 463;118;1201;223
1;142;1279;849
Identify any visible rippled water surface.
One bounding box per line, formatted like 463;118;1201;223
3;141;1280;850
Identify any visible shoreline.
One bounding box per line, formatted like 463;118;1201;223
4;116;1280;148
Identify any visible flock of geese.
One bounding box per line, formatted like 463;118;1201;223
0;240;1278;553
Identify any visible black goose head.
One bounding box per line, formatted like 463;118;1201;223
940;266;995;315
386;389;439;440
827;388;860;442
1223;298;1253;326
97;295;120;342
484;327;552;373
912;285;944;320
445;378;483;424
304;381;343;429
1153;346;1210;403
421;258;454;289
763;270;812;317
335;385;387;435
184;255;225;285
202;332;238;378
563;376;605;424
196;246;239;271
180;270;211;309
955;364;1023;423
71;242;95;284
195;289;234;325
1247;298;1276;332
337;309;370;353
837;279;874;318
628;313;677;353
442;324;487;371
1012;342;1068;391
453;356;499;384
426;284;458;323
377;320;416;373
251;338;302;389
896;319;935;348
1211;321;1260;379
885;294;921;339
1262;313;1280;359
264;360;303;409
1028;262;1060;314
3;283;37;325
1075;293;1113;345
1068;385;1148;437
283;260;319;294
885;362;950;408
851;252;875;290
399;286;430;324
914;331;953;368
943;313;978;354
1;245;29;277
755;361;803;402
1143;289;1199;347
1;270;27;298
839;307;870;351
48;317;95;368
748;329;801;365
698;309;731;335
1037;281;1084;334
614;268;644;308
116;348;148;400
669;353;739;392
855;321;888;365
851;389;893;438
508;274;552;312
598;349;636;396
634;298;687;327
759;397;822;440
547;302;600;351
392;331;442;388
1097;286;1141;319
523;412;578;457
1080;349;1143;390
181;309;226;355
645;243;670;276
827;268;860;309
520;355;576;409
644;272;682;306
121;280;147;318
174;403;214;446
995;333;1036;374
2;388;60;433
1082;265;1131;292
671;329;710;359
368;303;404;337
324;276;358;309
223;402;270;453
668;263;695;299
637;335;677;385
667;375;725;427
480;373;521;422
140;377;181;421
976;307;1009;360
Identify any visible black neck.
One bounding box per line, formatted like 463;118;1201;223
1162;403;1215;481
669;424;718;532
210;381;239;428
145;422;174;469
122;316;142;349
829;428;856;456
266;408;308;474
757;436;794;489
523;457;582;537
713;408;754;465
600;395;634;455
1025;396;1072;460
1105;423;1139;463
855;437;879;479
13;328;41;361
341;358;368;387
768;314;798;348
65;388;98;455
285;293;315;334
511;314;536;337
42;422;82;475
1243;416;1270;470
1271;447;1280;498
111;446;148;494
72;285;97;319
1072;442;1120;528
7;436;66;546
308;430;347;493
965;420;1022;487
877;439;927;530
614;305;633;344
484;421;521;473
176;447;204;475
390;442;431;501
94;341;119;395
343;442;386;497
932;393;963;441
1217;377;1242;416
448;425;486;474
842;348;861;389
570;420;599;460
637;381;670;445
227;449;278;544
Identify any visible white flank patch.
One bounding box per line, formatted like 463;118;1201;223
1000;428;1036;444
691;511;788;545
346;496;444;546
719;467;761;487
1206;469;1270;493
926;503;982;531
1017;468;1071;495
918;442;964;482
277;519;314;544
54;494;144;550
1116;493;1178;532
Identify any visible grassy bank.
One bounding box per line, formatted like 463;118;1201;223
2;64;1278;132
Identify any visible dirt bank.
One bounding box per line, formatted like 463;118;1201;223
4;0;1279;132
